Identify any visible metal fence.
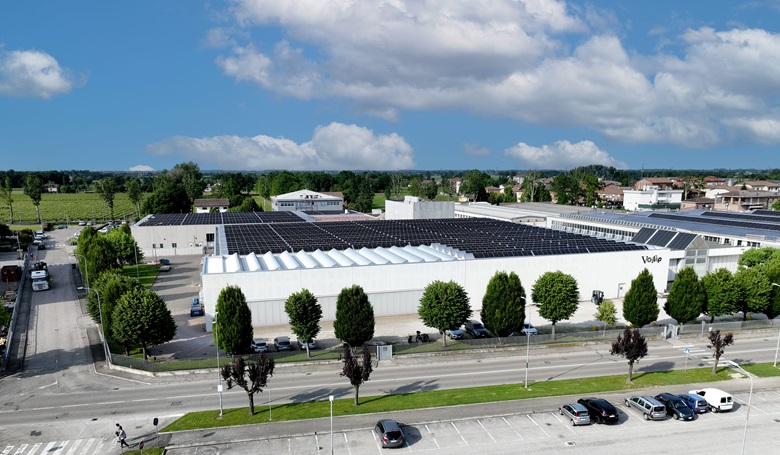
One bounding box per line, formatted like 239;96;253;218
678;318;779;335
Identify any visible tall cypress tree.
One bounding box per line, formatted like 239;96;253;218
666;267;706;324
622;268;659;327
481;271;526;337
333;285;375;347
215;285;254;355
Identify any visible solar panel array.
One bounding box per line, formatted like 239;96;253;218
139;211;303;226
646;230;676;247
648;212;780;232
630;228;655;244
222;218;648;258
630;227;696;250
700;211;780;223
753;210;780;218
667;232;696;250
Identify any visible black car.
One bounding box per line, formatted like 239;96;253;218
374;419;404;448
577;397;619;424
465;320;490;338
655;393;696;421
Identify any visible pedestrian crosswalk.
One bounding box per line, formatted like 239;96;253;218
1;437;115;455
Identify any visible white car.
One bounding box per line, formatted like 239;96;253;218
688;388;733;412
251;338;268;352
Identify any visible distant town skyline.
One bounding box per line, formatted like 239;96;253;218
2;1;780;172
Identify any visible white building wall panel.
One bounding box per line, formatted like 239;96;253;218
202;249;669;329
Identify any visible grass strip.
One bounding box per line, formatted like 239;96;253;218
162;365;743;432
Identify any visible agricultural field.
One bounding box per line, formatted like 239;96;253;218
0;191;144;225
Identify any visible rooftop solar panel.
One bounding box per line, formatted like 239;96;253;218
646;230;676;247
631;228;655;244
667;232;696;250
753;209;780;217
220;218;648;258
648;212;780;232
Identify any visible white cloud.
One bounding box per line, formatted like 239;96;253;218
128;165;156;172
504;140;627;169
463;143;491;157
0;49;79;99
146;122;415;170
213;0;780;148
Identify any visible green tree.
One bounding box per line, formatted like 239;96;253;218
341;345;373;406
255;175;272;210
214;285;254;355
532;271;579;340
764;263;780;319
142;172;190;214
221;354;274;415
333;285;375;347
502;186;515;203
610;328;648;382
284;289;322;358
86;272;142;341
418;280;472;346
126;179;143;220
462;169;489;202
24;174;44;224
355;175;374;213
173;161;207;209
105;228;142;266
480;271;526;337
594;300;618;334
734;267;770;320
423;180;438;200
738;247;780;269
707;329;734;374
96;178;118;220
551;173;579;205
77;232;120;282
666;267;705;324
622;269;659;327
111;287;177;359
701;269;739;322
0;176;13;224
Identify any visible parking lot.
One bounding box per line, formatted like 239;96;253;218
165;387;780;454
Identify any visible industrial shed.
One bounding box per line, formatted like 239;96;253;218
198;217;670;330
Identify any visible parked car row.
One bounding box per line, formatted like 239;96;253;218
250;336;318;353
443;320;538;339
559;388;734;426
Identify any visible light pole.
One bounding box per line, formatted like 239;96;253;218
726;360;755;455
214;312;224;417
329;395;334;455
772;283;780;367
524;302;538;389
78;286;108;365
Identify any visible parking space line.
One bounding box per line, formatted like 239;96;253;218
343;433;352;455
551;411;563;423
424;425;440;449
526;414;549;437
502;416;524;441
314;433;320;453
477;419;496;443
733;396;767;414
451;421;468;445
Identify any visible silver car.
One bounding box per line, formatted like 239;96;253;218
559;403;591;426
374;419;404;448
625;395;667;421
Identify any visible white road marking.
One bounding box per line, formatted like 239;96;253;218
477;419;496;443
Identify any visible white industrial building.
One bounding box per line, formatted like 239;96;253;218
385;196;455;220
199;217;667;330
271;189;344;212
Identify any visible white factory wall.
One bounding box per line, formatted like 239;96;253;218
201;248;669;330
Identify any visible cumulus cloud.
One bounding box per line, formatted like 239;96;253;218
129;165;156;172
212;0;780;148
0;48;79;98
146;122;415;170
504;140;627;169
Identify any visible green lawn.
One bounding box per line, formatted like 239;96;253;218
122;263;160;287
162;365;740;432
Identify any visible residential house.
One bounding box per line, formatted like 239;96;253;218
194;198;230;213
713;190;780;212
744;181;780;192
634;177;675;190
623;186;683;211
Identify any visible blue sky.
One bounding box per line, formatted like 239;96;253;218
2;1;780;172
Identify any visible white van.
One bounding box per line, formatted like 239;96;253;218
689;388;733;412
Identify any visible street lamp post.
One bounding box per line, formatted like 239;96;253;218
727;361;754;455
214;312;224;417
77;286;108;365
329;395;334;455
772;283;780;367
524;302;538;389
